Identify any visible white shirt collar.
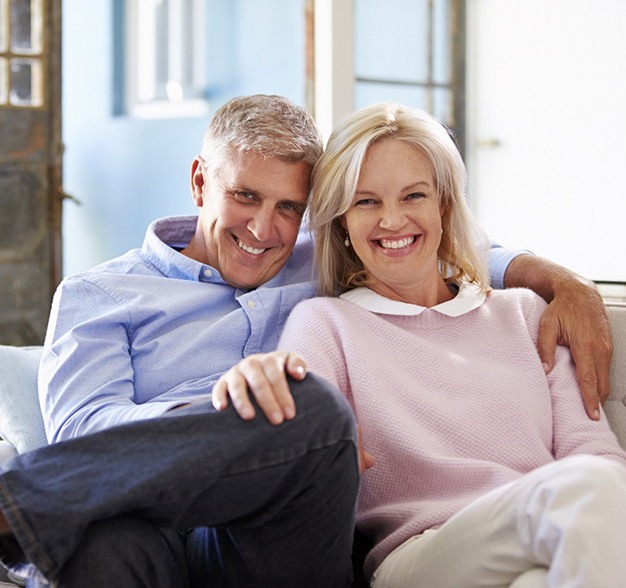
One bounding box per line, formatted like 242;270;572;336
339;282;486;317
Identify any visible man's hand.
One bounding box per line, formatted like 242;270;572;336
212;351;307;425
536;276;613;419
505;254;613;419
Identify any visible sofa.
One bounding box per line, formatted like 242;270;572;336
0;301;624;586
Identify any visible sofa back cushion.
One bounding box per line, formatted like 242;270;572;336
604;304;626;447
0;345;48;453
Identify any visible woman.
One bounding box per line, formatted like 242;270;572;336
276;103;626;587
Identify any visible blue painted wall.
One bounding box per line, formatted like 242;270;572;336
62;0;306;275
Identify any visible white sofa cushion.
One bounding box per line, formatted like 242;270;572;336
0;345;48;453
604;304;626;446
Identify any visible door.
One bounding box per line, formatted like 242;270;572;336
467;0;626;282
0;0;62;345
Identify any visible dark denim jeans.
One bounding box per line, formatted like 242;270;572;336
0;374;359;587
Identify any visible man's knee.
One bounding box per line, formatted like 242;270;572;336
290;372;357;441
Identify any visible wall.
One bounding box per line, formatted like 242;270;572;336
62;0;306;276
466;0;626;282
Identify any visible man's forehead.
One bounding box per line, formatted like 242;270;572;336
216;151;310;196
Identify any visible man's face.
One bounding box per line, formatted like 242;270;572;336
186;149;312;289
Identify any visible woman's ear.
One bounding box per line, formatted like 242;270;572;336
339;216;347;230
190;157;206;206
439;197;448;220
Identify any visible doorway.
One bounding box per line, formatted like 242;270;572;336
0;0;62;345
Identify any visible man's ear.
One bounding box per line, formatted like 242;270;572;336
190;157;206;206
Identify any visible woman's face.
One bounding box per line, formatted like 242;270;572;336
342;138;444;301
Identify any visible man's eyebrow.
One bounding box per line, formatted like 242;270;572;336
227;184;306;214
225;183;259;196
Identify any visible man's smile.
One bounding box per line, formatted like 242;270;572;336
236;236;268;256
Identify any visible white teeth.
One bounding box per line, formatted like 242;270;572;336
379;236;415;249
238;239;266;255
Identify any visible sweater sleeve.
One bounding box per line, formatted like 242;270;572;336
278;300;350;397
522;294;626;463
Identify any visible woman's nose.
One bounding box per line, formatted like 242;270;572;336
379;205;407;230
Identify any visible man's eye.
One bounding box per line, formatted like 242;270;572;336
278;202;304;217
236;191;254;200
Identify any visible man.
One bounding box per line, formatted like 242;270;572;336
0;95;612;587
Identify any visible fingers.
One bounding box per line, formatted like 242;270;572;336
244;353;296;425
212;372;256;420
536;310;558;374
595;343;613;404
536;284;613;420
212;352;302;425
570;349;601;420
286;352;307;381
357;425;376;474
569;335;613;419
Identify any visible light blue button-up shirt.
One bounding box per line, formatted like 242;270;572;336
39;216;317;442
39;216;523;443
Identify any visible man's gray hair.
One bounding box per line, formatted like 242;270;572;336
201;94;323;171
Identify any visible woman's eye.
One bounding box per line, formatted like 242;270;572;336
406;192;426;201
354;198;376;207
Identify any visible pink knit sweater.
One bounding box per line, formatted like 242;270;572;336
277;286;626;579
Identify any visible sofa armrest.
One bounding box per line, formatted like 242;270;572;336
603;303;626;448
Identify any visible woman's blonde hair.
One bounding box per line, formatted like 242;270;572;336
309;102;491;296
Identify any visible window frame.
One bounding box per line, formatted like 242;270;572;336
113;0;209;119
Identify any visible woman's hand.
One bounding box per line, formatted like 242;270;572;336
212;351;307;425
358;425;376;474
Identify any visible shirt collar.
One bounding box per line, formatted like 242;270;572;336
339;282;486;317
142;216;223;282
141;216;315;290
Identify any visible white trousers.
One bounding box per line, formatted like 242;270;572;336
371;455;626;588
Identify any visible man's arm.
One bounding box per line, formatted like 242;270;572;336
40;277;191;442
503;253;613;419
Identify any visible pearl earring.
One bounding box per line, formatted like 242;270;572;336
344;233;351;248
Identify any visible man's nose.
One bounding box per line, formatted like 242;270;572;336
247;208;276;241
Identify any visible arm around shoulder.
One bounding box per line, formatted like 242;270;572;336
503;253;612;418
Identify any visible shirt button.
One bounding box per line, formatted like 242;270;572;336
247;300;257;309
203;269;212;278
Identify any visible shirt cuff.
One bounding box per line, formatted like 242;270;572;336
488;243;533;290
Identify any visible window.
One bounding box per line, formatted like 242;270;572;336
0;0;44;108
311;0;465;151
354;0;465;151
114;0;208;118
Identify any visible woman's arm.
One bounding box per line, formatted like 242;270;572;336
505;253;612;420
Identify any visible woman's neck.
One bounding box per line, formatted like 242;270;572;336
368;275;455;308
